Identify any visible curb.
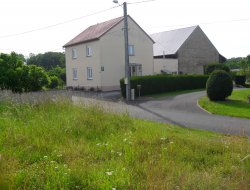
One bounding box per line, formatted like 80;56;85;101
196;99;212;115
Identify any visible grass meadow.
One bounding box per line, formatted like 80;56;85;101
0;98;249;189
199;89;250;119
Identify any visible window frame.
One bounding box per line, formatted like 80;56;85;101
87;67;93;80
86;46;92;57
128;45;135;56
72;48;77;59
72;68;78;80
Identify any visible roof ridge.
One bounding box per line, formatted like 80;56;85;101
151;25;198;35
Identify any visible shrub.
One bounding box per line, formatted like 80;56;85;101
48;76;59;89
120;75;209;98
234;75;246;86
204;63;230;75
206;70;233;101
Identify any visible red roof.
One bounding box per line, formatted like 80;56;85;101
64;16;124;47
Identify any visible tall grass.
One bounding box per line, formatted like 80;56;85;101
0;99;249;189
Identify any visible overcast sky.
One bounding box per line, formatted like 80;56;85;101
0;0;249;58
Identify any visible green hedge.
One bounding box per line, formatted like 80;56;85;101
120;74;209;98
204;63;230;75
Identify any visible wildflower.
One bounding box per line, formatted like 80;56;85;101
111;150;115;153
112;188;116;190
57;154;62;157
117;152;122;156
50;161;56;164
43;156;48;159
96;143;101;146
160;137;166;141
55;166;58;170
106;171;113;176
63;164;68;168
170;141;174;144
123;138;127;142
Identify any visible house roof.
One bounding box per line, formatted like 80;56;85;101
64;15;154;47
150;26;198;56
64;16;124;47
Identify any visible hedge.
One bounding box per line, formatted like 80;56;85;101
204;63;230;75
120;74;209;98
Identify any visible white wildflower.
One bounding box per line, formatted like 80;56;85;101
123;138;127;142
43;156;48;159
117;152;122;156
160;137;166;141
106;171;113;176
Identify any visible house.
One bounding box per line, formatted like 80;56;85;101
151;26;225;74
63;16;154;91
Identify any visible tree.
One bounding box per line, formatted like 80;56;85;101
27;52;65;70
0;52;49;93
204;63;230;75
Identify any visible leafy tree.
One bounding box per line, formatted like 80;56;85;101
27;52;65;70
0;52;49;93
48;76;60;89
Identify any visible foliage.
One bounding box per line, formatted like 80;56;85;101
27;52;65;70
120;75;209;98
224;57;247;69
234;75;246;86
206;70;233;101
204;63;230;74
48;66;66;85
0;52;49;93
48;76;60;89
0;100;249;189
199;89;250;119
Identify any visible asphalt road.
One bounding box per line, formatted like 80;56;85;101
73;91;250;136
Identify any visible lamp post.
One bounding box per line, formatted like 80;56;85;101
113;0;130;101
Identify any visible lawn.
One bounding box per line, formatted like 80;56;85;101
0;100;250;189
199;89;250;119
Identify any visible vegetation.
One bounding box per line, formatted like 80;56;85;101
206;70;233;101
234;75;247;86
204;63;230;75
27;52;65;70
199;89;250;119
120;75;209;98
0;52;49;93
0;100;249;189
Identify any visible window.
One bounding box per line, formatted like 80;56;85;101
130;64;142;76
86;46;92;57
128;45;135;56
87;67;93;80
72;68;77;80
72;48;77;59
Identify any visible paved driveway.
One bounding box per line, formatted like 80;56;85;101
136;91;250;136
73;91;250;136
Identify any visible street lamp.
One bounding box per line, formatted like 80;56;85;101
113;0;131;101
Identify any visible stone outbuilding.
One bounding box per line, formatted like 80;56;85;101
151;25;225;74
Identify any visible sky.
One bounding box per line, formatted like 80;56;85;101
0;0;250;58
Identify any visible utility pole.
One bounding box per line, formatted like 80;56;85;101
123;2;130;101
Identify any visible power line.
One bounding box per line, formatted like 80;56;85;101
128;0;157;5
0;5;121;39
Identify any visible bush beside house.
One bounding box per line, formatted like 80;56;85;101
120;75;209;98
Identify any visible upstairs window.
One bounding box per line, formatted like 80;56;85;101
73;68;77;80
86;46;92;57
87;67;93;80
128;45;135;56
72;48;77;59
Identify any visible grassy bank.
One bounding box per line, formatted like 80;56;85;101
0;100;249;189
199;89;250;119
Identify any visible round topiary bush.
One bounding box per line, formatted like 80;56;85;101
206;70;233;101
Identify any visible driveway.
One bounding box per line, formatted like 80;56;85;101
73;91;250;136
